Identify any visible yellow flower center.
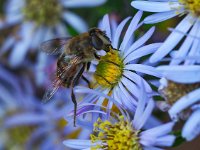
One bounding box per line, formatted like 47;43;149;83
5;125;36;149
94;50;124;89
161;80;200;105
90;117;141;150
179;0;200;17
23;0;62;26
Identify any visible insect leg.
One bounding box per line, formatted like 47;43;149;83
71;64;86;127
71;89;77;127
94;52;101;60
86;62;91;71
82;75;91;88
109;45;119;51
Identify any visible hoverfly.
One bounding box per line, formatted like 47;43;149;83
40;27;112;126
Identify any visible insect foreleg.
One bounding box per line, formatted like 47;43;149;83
94;52;100;60
70;63;86;127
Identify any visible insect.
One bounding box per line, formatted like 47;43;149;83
40;27;112;126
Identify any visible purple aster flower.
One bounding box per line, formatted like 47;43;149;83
0;65;78;149
131;0;200;63
73;11;162;112
63;79;175;149
0;0;107;67
156;65;200;141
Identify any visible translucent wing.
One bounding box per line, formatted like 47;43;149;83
42;55;83;103
42;78;62;103
40;37;72;55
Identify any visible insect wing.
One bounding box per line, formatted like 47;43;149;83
40;37;71;55
42;55;83;103
42;78;62;103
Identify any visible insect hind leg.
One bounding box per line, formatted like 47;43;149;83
71;88;77;127
70;63;86;127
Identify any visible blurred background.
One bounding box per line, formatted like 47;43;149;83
0;0;199;149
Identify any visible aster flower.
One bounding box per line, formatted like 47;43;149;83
0;0;106;67
63;80;175;150
0;65;80;149
156;65;200;141
74;11;162;112
131;0;200;63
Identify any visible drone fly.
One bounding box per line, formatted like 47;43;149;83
40;27;112;126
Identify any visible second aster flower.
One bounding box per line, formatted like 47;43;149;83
156;65;200;141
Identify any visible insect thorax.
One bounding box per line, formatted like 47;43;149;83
66;34;96;61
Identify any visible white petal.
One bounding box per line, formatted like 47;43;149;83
35;53;48;86
4;113;48;127
125;64;162;78
184;24;200;65
123;70;153;92
170;20;200;65
75;86;124;111
6;0;25;13
63;139;94;149
141;122;175;137
154;135;175;146
124;43;162;64
61;0;106;8
121;77;140;98
182;109;200;141
120;11;143;51
9;22;35;67
0;36;15;54
1;13;23;29
112;17;131;48
133;79;148;129
30;26;47;49
150;14;195;63
62;11;88;33
114;85;135;111
54;22;69;36
156;65;200;83
143;115;162;129
124;27;156;58
101;14;111;39
118;82;137;106
143;147;163;150
169;88;200;121
136;99;155;130
144;10;179;24
131;1;181;12
112;87;124;105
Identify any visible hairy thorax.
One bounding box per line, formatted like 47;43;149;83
66;33;96;62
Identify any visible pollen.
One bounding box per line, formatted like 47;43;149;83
23;0;62;26
179;0;200;17
90;117;141;150
161;80;200;105
94;50;124;89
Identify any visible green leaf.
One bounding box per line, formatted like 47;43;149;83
172;130;186;147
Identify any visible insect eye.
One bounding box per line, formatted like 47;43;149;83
91;35;103;50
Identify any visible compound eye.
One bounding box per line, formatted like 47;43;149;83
91;35;103;50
